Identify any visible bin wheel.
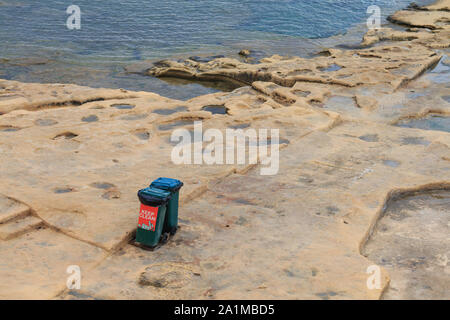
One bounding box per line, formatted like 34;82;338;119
170;226;178;235
160;232;170;244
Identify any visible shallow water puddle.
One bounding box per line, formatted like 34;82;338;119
135;131;151;140
396;114;450;133
119;114;148;121
363;189;450;299
81;115;99;123
158;120;194;131
53;187;74;194
383;159;400;168
112;104;135;110
152;106;187;115
229;123;251;129
319;64;342;72
202;105;228;115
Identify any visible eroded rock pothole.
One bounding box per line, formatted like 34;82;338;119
112;104;135;110
363;189;450;299
81;115;99;123
134;130;151;140
101;190;121;200
53;187;75;194
53;132;78;140
90;182;116;190
202;105;228;115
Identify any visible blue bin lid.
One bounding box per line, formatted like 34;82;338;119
150;177;184;192
138;187;171;207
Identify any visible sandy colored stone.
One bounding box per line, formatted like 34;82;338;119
389;9;450;29
0;194;31;223
0;0;449;300
0;215;43;240
425;0;450;10
0;79;156;114
363;189;450;299
0;227;105;299
149;45;441;92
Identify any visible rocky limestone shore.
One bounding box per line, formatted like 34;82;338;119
0;1;449;299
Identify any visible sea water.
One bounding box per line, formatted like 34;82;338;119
0;0;434;99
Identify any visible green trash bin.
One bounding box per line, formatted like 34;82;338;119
135;187;171;247
150;177;184;235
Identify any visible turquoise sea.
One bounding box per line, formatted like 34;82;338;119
0;0;433;99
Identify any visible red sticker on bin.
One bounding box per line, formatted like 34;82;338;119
138;204;158;232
